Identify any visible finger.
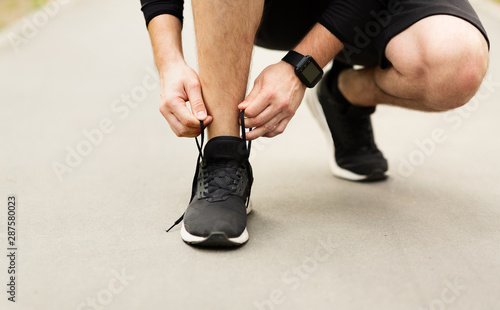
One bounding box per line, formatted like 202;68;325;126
238;81;262;111
160;97;201;135
245;112;284;140
243;104;277;129
164;104;213;136
171;98;202;129
167;114;213;137
185;80;208;121
165;97;213;128
202;115;213;127
264;117;290;138
164;112;200;137
241;93;273;129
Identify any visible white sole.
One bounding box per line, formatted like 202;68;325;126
305;88;378;182
181;224;249;246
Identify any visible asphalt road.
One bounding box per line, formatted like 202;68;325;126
1;0;500;309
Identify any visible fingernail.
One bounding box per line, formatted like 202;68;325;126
197;111;206;119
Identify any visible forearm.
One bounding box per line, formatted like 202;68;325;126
293;23;344;68
147;14;184;72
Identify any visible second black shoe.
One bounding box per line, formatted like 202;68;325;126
306;62;388;181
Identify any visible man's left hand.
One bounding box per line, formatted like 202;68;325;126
238;61;306;140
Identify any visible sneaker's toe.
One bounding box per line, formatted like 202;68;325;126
335;152;388;181
183;196;247;239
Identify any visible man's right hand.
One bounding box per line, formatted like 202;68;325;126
159;61;212;137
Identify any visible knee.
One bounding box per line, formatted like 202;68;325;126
416;31;489;111
424;47;488;111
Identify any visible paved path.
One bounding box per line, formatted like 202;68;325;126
1;0;500;309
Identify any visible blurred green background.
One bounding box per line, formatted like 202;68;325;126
0;0;48;29
1;0;499;31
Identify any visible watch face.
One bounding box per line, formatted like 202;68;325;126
302;60;322;85
293;55;323;88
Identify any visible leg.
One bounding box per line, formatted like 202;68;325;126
338;15;489;112
192;0;264;139
176;1;264;247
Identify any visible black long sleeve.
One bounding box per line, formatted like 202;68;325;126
140;0;184;27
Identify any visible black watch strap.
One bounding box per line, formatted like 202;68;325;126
281;50;304;66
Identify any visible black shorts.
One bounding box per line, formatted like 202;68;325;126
255;0;489;68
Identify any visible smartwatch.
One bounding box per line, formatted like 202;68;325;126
282;50;323;88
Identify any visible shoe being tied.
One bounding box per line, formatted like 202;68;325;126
166;111;253;247
306;61;388;181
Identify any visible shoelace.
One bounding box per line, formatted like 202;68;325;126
166;110;252;232
202;163;243;200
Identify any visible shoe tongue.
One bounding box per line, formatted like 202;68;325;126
203;136;247;163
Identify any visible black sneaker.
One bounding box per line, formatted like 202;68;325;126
306;62;388;181
166;111;253;247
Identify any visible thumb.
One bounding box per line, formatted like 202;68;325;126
238;82;261;110
186;81;207;120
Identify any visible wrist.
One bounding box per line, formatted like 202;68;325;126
156;54;186;74
293;24;343;68
279;60;302;83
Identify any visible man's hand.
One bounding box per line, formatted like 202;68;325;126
147;14;211;137
159;61;213;137
238;61;306;140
